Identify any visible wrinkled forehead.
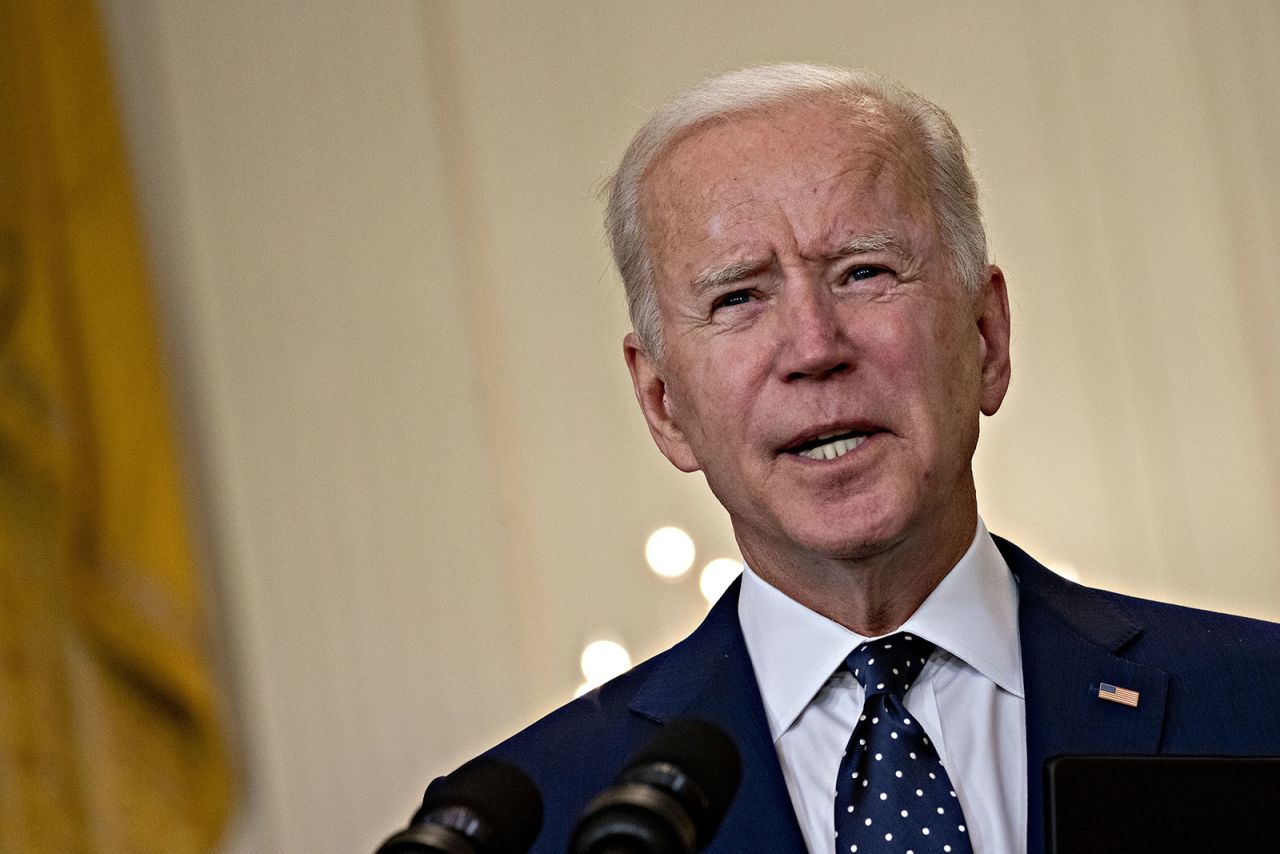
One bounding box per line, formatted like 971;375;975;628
638;99;934;247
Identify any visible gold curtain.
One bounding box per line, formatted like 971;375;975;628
0;1;235;851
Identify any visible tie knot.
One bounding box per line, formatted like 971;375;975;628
846;632;934;697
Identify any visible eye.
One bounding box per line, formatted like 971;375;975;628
713;289;754;310
846;264;888;282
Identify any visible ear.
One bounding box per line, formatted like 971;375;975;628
623;332;702;473
975;265;1012;416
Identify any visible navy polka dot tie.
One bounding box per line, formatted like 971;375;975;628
833;632;972;853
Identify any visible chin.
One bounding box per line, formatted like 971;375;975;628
780;504;913;562
801;528;904;562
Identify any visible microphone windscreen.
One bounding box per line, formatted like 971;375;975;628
416;757;543;854
623;719;742;842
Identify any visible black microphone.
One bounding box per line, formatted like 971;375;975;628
569;719;742;854
376;757;543;854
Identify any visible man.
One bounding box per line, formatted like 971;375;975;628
424;65;1280;853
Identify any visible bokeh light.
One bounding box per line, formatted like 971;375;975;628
699;558;742;604
580;639;632;686
645;526;695;578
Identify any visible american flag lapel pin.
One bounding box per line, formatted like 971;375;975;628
1098;682;1140;708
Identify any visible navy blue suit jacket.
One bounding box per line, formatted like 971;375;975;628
440;537;1280;853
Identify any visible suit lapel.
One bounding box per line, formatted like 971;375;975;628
997;537;1170;854
628;578;808;852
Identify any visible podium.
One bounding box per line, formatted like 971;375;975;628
1045;755;1280;853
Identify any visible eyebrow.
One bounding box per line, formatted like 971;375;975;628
690;259;767;294
829;232;902;259
689;232;907;294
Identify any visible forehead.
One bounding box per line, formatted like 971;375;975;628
639;101;935;268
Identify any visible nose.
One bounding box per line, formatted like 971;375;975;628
775;281;853;381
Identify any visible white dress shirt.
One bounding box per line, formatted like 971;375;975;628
738;519;1026;854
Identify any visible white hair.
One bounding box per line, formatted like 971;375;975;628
603;63;988;358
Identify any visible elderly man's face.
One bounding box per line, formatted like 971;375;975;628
625;102;1010;571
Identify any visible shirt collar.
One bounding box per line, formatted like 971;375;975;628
738;517;1023;742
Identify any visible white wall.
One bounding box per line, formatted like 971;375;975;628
99;2;1279;852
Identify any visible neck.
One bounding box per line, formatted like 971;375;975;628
739;501;978;636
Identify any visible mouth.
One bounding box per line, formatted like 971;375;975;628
784;429;871;461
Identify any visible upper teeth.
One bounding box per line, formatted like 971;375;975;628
798;433;866;460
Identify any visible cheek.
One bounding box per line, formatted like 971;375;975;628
851;306;936;383
685;379;748;444
869;307;980;425
854;308;907;350
695;337;769;400
922;324;985;445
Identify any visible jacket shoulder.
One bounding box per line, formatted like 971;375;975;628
485;654;664;778
433;592;745;853
1002;534;1280;750
1092;587;1280;677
